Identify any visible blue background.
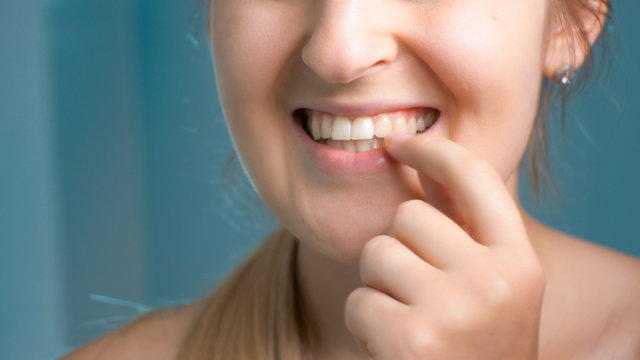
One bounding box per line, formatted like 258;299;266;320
1;1;638;358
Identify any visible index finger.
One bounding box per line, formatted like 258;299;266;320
384;134;526;247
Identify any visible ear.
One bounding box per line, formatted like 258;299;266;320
543;0;609;79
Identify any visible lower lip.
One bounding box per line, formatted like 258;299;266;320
292;118;399;174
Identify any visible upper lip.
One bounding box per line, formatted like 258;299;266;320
289;100;440;118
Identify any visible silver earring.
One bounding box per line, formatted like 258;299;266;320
554;64;575;86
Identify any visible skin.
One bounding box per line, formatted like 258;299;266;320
64;0;640;359
213;0;546;264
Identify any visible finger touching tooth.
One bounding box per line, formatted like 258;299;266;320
305;108;439;152
417;116;426;132
407;117;417;135
392;116;408;134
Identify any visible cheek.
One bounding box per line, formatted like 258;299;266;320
212;3;295;106
410;1;547;177
421;1;548;95
212;2;303;217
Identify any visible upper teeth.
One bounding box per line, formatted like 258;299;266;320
308;109;438;141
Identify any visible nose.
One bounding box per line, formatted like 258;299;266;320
301;0;398;84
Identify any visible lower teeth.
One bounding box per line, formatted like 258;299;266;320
320;137;384;153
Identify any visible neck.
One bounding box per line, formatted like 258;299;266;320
297;241;366;359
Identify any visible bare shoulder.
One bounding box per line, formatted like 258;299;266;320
528;216;640;359
61;300;204;360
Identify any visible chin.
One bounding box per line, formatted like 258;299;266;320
283;172;423;264
303;223;390;264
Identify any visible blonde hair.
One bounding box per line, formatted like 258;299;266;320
177;0;610;358
176;229;314;359
527;0;611;196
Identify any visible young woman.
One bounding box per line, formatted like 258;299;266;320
65;0;640;358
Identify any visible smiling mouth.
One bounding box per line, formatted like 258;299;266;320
296;108;440;153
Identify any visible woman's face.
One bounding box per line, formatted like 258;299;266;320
212;0;550;263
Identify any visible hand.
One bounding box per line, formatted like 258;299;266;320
344;135;545;359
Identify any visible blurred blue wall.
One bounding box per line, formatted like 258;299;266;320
0;0;638;358
1;1;64;359
520;4;640;252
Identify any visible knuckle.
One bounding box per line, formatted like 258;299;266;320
483;275;513;307
404;319;437;357
345;287;371;318
394;199;424;221
467;269;514;309
439;301;477;333
345;288;364;310
362;235;395;258
360;235;398;270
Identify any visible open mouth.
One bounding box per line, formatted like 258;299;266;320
295;108;440;153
